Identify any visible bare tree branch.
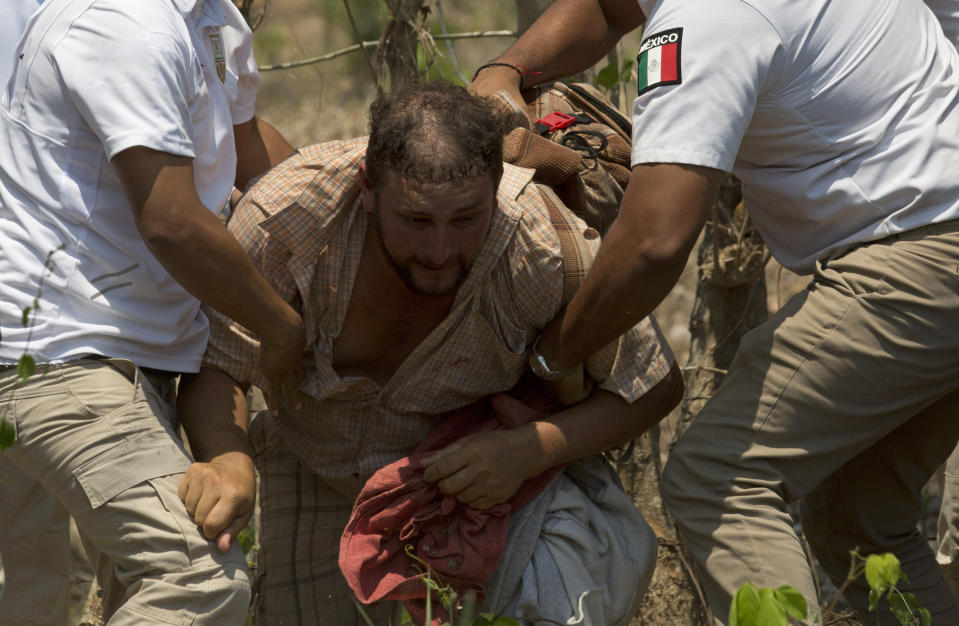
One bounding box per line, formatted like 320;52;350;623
341;0;381;86
258;30;516;72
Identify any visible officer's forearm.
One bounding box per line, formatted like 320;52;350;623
177;368;252;464
113;146;304;357
539;163;719;371
491;0;644;87
518;365;684;475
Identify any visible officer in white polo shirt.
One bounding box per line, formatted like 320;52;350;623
0;0;304;623
0;0;44;609
473;0;959;623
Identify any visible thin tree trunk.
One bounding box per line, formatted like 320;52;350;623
676;176;769;440
378;0;431;91
619;176;768;625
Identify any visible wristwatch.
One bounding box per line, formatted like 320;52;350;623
528;333;578;380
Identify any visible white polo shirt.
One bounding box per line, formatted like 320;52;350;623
0;0;43;84
632;0;959;272
0;0;258;370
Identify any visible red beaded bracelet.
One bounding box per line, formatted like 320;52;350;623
471;62;542;87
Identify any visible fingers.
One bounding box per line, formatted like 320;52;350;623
437;470;509;510
435;467;473;497
265;362;303;416
421;440;469;482
265;374;282;417
177;462;254;546
217;532;233;554
259;311;306;416
281;361;303;411
212;507;254;553
178;468;202;517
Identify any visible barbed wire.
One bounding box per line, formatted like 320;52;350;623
258;30;516;72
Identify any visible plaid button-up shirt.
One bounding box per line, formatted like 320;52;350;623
203;139;674;497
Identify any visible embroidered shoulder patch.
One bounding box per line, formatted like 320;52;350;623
637;28;683;95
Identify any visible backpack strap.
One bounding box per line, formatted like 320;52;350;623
537;184;591;307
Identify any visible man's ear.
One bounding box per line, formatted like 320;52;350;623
358;162;374;214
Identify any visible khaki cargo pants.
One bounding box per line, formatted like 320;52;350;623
662;221;959;625
0;358;250;625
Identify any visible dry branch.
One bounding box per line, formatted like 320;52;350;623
257;30;516;72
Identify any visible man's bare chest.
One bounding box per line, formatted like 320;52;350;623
331;255;453;386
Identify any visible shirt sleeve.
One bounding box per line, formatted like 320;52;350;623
53;2;198;160
221;0;259;124
631;0;783;172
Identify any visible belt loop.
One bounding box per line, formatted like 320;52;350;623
131;362;141;404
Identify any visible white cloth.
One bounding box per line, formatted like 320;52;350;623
631;0;959;273
0;0;258;371
483;456;656;626
0;0;43;85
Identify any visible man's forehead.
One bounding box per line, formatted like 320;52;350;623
380;171;498;203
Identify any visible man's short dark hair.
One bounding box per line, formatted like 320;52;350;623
365;81;504;191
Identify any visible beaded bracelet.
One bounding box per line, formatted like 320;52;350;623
471;62;542;87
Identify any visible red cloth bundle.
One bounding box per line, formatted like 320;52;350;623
339;383;564;624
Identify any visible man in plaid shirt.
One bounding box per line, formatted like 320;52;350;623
177;82;682;624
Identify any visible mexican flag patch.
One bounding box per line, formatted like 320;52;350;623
637;28;683;95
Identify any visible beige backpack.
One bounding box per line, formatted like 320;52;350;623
492;81;631;237
491;81;632;303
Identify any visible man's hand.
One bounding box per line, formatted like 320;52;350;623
469;64;529;122
178;451;256;553
421;428;542;510
258;307;306;416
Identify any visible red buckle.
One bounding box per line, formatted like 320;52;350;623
535;111;577;133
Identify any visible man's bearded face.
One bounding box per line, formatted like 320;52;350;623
371;171;497;297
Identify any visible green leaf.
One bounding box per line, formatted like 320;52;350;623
730;582;761;626
773;585;807;619
237;526;255;554
17;354;35;382
869;588;881;612
920;607;932;626
491;618;520;626
755;588;788;626
865;553;903;597
0;416;14;450
21;306;31;327
888;592;914;626
596;63;620;90
619;59;635;82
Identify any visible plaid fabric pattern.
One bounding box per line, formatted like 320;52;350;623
203;138;674;498
250;412;395;625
